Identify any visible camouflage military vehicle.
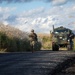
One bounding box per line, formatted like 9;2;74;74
52;26;74;51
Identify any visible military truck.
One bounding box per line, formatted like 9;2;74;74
52;26;74;51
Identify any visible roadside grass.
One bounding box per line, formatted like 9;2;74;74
41;41;52;50
0;49;7;53
73;38;75;51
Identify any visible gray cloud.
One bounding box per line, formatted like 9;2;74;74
0;0;32;3
0;0;75;6
0;0;52;3
0;0;67;3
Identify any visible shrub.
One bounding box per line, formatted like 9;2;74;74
34;41;42;51
42;36;52;49
0;32;42;52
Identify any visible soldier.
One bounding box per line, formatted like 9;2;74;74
67;31;74;50
29;29;38;53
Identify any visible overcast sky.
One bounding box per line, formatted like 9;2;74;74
0;0;75;33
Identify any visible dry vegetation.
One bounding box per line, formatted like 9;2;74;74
38;33;52;50
73;38;75;50
0;24;41;52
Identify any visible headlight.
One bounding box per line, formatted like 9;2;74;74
59;37;62;39
63;38;67;40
